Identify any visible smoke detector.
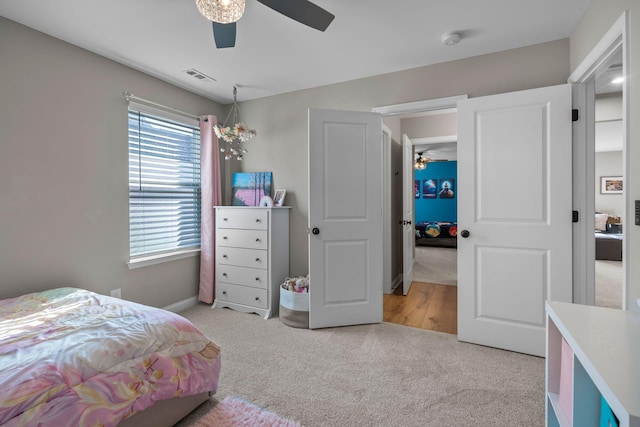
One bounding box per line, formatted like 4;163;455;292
441;32;461;46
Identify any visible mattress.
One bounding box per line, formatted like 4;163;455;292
0;288;221;427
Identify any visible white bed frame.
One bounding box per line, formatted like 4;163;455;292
117;391;211;427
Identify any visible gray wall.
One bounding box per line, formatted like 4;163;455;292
0;18;225;307
5;16;607;308
401;112;457;140
571;0;640;310
236;39;570;276
390;138;403;287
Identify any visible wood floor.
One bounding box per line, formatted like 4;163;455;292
383;281;457;335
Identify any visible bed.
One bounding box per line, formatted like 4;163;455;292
415;221;458;248
0;287;221;427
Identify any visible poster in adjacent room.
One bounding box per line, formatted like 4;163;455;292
422;179;437;199
414;180;420;198
439;178;455;198
232;172;273;206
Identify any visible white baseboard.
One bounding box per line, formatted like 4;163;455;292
163;296;199;313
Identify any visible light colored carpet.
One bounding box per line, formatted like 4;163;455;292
413;246;457;286
176;305;544;427
595;260;622;309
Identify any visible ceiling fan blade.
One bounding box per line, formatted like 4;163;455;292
212;22;236;48
256;0;335;31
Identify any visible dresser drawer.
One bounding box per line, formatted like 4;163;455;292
216;246;268;269
216;283;268;309
216;209;268;230
217;229;268;250
216;265;268;289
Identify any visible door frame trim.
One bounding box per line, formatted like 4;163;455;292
568;11;629;308
373;95;467;117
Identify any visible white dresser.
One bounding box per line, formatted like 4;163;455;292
212;206;290;319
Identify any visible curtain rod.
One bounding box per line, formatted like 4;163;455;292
122;91;207;122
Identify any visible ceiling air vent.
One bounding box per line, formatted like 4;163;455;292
183;69;217;83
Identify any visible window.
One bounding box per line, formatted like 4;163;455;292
128;107;201;260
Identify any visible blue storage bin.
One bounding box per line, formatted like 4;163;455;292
600;395;619;427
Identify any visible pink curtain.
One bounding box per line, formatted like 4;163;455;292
199;115;222;303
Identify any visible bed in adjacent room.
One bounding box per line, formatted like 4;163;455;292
0;287;221;427
415;221;458;248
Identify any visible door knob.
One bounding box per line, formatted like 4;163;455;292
460;230;470;238
312;227;320;235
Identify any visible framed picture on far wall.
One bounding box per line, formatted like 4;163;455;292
600;176;623;194
422;179;437;199
414;180;420;199
439;178;455;199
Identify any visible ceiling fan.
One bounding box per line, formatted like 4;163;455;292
414;152;447;170
196;0;335;49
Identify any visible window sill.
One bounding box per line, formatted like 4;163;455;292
127;248;200;270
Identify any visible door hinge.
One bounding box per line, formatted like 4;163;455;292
572;210;579;223
572;109;579;122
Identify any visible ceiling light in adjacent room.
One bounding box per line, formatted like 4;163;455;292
611;76;624;84
195;0;245;24
414;153;428;170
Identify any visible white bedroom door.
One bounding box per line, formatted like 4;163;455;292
402;134;415;295
457;84;573;357
308;108;383;329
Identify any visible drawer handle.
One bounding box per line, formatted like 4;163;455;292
255;218;261;223
255;238;261;242
222;254;228;258
223;218;228;221
223;236;228;240
223;273;228;277
255;297;260;301
222;291;227;295
255;258;261;262
255;277;260;281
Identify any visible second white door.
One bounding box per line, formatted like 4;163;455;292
457;84;573;357
402;134;415;295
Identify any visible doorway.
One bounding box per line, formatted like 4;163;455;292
569;12;628;310
593;50;624;309
374;99;463;334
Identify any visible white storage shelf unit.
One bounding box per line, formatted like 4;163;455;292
546;301;640;426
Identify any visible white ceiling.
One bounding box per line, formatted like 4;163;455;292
0;0;592;104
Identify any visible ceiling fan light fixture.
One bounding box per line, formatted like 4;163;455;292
414;153;428;170
195;0;245;24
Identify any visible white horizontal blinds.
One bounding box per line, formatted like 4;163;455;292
128;109;201;258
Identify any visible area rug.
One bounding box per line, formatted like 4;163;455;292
192;396;300;427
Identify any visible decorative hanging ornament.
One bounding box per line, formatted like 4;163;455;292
213;86;256;160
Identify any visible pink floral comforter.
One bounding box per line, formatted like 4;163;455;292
0;288;221;426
